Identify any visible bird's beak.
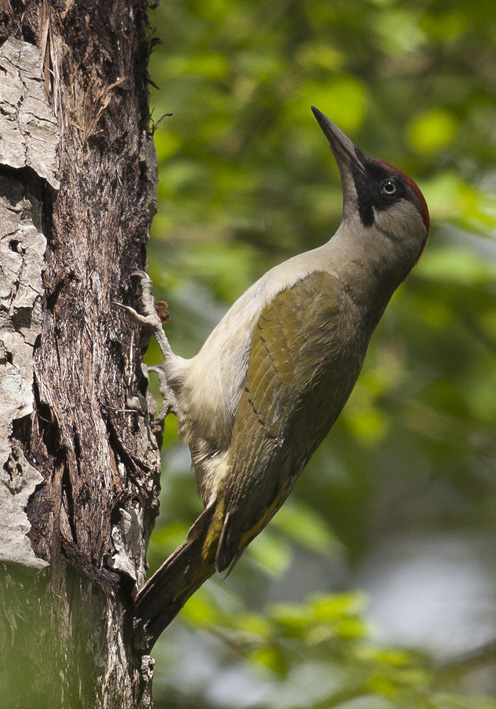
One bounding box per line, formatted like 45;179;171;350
311;106;366;177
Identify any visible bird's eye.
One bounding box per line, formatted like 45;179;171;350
381;180;397;196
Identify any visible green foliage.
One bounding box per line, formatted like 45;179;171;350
147;0;496;706
155;590;496;709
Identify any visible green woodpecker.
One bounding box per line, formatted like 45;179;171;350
132;107;429;650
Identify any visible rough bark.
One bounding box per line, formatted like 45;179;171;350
0;3;160;706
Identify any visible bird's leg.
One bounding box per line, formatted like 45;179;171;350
116;270;178;420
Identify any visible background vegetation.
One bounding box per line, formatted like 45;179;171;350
146;0;496;706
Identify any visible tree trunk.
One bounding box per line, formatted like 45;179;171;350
0;3;160;706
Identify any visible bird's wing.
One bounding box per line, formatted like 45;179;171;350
215;269;358;571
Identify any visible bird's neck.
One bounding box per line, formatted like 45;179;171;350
323;217;413;330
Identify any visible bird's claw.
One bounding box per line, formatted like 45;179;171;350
116;270;173;364
113;301;160;331
116;270;178;425
148;365;178;421
118;270;164;333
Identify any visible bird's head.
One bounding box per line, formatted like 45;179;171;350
311;106;429;273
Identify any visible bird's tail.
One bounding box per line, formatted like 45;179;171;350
132;501;223;651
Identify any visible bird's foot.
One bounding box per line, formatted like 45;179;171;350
115;270;171;358
116;270;178;419
148;364;178;424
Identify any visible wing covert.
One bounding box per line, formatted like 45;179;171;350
216;270;359;571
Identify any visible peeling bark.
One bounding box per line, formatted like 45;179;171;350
0;3;161;706
0;170;48;571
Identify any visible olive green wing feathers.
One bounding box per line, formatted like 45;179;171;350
215;269;357;571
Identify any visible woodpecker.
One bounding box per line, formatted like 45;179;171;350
132;106;429;650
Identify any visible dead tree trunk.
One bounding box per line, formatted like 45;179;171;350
0;3;161;706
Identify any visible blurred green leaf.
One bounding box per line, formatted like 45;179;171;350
407;109;459;154
272;501;338;554
247;530;292;576
420;246;496;285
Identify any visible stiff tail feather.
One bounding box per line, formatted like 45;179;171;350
132;502;223;651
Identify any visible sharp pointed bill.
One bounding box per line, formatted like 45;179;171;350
311;106;366;176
